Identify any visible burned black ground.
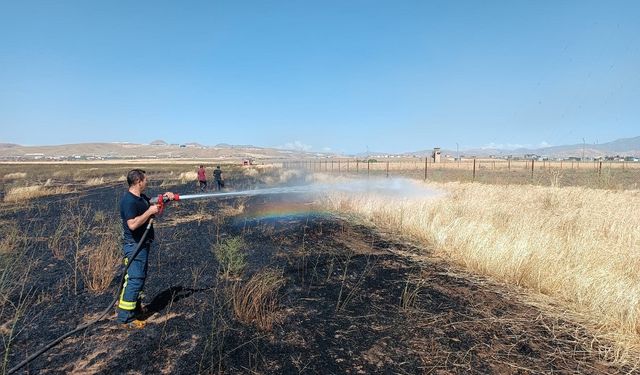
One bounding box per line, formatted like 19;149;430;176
0;183;632;374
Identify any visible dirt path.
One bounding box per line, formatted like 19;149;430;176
3;190;630;374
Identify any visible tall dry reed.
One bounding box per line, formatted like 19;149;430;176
3;184;71;202
324;180;640;358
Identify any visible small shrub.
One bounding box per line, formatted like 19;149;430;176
230;269;285;331
48;220;69;259
213;237;247;278
79;231;120;293
93;210;106;224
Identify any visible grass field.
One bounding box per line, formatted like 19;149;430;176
1;161;639;372
322;176;640;362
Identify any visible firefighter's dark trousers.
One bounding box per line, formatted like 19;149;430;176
116;242;150;323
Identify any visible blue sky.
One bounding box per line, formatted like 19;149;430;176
1;1;638;154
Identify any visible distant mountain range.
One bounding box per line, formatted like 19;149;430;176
404;136;640;159
1;136;638;160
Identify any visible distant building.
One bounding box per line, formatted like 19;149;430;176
432;147;441;163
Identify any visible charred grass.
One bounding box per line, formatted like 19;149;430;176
0;176;634;374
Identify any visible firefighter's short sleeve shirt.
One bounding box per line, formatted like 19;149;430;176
120;191;154;244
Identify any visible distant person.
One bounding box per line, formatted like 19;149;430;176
197;165;207;191
118;169;175;329
213;165;224;191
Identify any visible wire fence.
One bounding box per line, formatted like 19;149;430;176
280;158;640;190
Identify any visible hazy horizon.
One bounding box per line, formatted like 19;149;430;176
3;134;639;155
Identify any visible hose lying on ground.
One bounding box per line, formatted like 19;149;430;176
7;219;155;374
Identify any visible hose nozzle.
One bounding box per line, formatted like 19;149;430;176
150;193;180;215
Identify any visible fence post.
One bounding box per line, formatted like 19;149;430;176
599;161;602;176
331;160;334;173
508;158;511;171
531;159;535;180
356;160;359;173
367;160;370;177
424;158;428;180
386;161;389;178
472;158;476;181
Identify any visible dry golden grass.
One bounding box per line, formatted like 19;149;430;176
158;170;200;187
3;172;26;180
324;179;640;360
242;167;260;177
0;224;22;255
79;231;120;293
255;164;279;170
178;171;198;183
230;269;285;331
3;184;72;202
85;177;105;186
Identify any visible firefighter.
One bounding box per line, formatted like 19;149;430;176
117;169;174;329
213;165;224;191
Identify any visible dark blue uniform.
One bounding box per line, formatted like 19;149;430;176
117;192;153;323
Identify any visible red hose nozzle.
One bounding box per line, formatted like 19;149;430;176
154;193;179;215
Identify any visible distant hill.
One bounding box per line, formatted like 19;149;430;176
406;136;640;159
0;142;333;161
2;136;638;161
